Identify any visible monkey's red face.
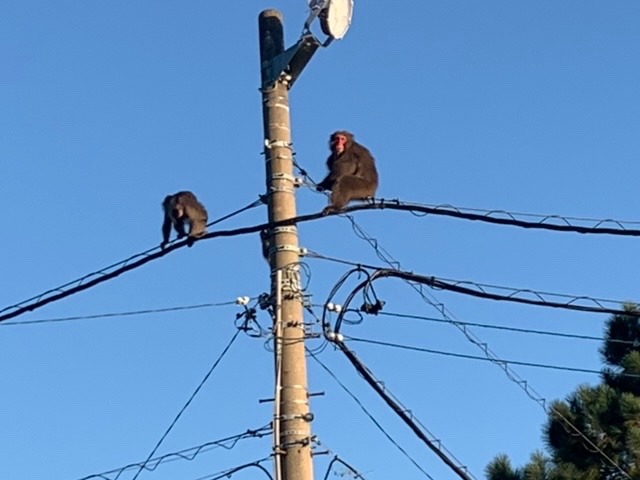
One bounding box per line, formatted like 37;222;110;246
332;134;349;154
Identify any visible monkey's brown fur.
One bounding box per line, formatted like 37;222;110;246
161;191;208;249
317;131;378;215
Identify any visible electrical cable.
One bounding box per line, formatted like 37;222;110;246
322;455;366;480
333;214;631;479
311;437;367;480
5;195;639;323
344;335;640;378
129;327;241;480
341;199;640;237
377;311;627;345
1;300;246;326
319;337;476;480
331;269;639;335
308;350;436;480
75;425;271;480
191;457;273;480
0;198;268;323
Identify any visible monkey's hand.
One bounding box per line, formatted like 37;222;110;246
160;241;168;250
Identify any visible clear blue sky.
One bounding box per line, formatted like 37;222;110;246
2;1;640;479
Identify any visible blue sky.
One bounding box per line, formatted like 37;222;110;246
2;1;640;479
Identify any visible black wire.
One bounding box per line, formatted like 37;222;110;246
130;327;241;480
345;335;640;378
343;199;640;237
194;457;273;480
6;196;639;323
332;215;631;479
308;350;436;480
1;301;242;326
206;197;264;228
322;455;366;480
377;311;632;345
0;198;269;323
329;341;476;480
331;270;638;335
76;425;271;480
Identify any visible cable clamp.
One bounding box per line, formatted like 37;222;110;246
272;172;297;183
265;139;293;150
272;226;298;235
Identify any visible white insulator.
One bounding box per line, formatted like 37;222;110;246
236;296;250;306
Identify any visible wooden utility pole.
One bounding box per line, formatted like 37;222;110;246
259;9;314;480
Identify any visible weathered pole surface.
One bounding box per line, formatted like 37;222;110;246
259;10;314;480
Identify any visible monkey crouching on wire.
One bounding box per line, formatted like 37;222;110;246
317;130;378;215
161;191;208;249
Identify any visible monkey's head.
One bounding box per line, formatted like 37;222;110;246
163;194;184;219
330;131;353;155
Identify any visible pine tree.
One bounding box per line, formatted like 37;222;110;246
485;305;640;480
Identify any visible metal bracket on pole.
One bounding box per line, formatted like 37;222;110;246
261;34;322;89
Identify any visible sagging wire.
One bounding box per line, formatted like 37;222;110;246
1;300;250;327
310;437;367;480
345;335;640;378
329;341;475;480
0;197;268;323
322;456;366;480
129;325;242;480
308;250;640;319
335;220;632;479
319;269;473;479
308;350;435;480
342;199;640;237
75;425;272;480
378;310;636;346
191;456;273;480
10;191;635;323
334;269;640;329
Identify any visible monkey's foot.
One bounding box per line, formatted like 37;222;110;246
322;206;340;216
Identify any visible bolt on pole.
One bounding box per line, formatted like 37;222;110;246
259;9;314;480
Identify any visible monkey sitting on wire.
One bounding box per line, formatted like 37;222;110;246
316;130;378;215
160;191;208;249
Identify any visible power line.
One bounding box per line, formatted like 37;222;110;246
322;455;366;480
191;457;273;480
344;335;640;378
377;311;627;344
323;339;477;480
308;350;435;480
343;198;640;237
0;198;265;323
75;425;271;480
311;437;367;480
5;196;638;324
307;250;638;321
130;327;241;480
290;163;640;237
0;301;245;326
331;269;637;331
333;214;632;479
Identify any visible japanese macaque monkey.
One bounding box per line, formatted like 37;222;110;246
161;191;208;249
317;131;379;215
